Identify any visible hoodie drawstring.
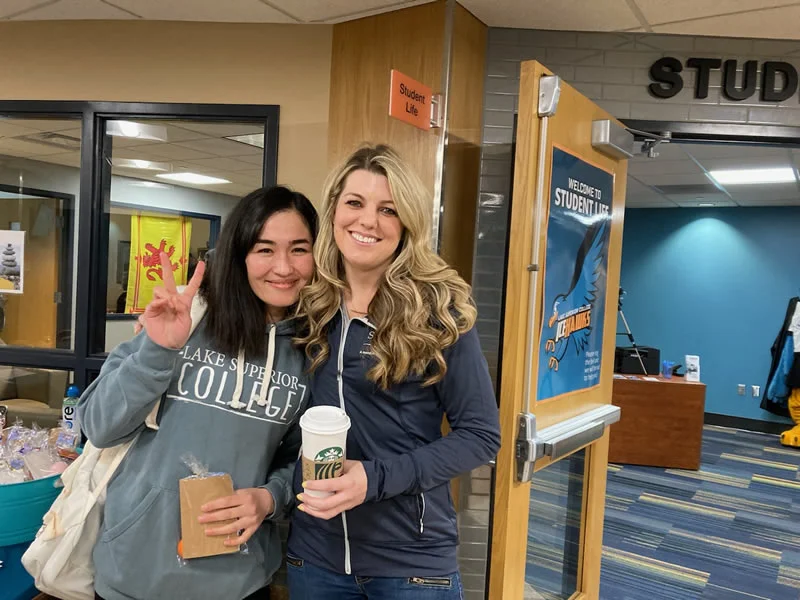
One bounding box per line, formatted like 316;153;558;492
257;325;277;408
228;347;247;409
228;324;277;410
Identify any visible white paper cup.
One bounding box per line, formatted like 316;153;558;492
300;406;351;498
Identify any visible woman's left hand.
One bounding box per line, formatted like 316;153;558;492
298;460;368;520
198;488;275;546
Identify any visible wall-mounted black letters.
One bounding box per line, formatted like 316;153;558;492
647;56;800;104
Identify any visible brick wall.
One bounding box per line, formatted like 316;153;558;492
465;29;800;599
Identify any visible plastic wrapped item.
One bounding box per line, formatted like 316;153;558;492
23;450;67;480
177;453;244;561
0;421;76;485
54;427;80;461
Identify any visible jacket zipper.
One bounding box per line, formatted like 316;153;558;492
337;309;352;575
418;493;426;535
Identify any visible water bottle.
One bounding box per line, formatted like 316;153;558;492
62;384;81;437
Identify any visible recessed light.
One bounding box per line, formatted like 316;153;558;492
709;167;796;185
226;133;264;148
107;120;168;142
156;172;230;185
113;158;170;171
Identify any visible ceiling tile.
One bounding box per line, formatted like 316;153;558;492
651;5;800;40
0;138;66;157
11;0;134;20
673;198;739;207
701;155;794;171
0;121;39;138
738;197;800;206
460;0;641;31
37;151;81;167
232;154;266;166
268;0;434;23
107;0;297;22
634;0;792;26
130;143;213;161
184;157;260;172
625;198;678;208
0;0;58;19
174;137;263;157
168;121;265;138
627;159;702;176
725;181;799;200
682;144;788;159
1;119;79;132
643;143;690;161
638;173;712;187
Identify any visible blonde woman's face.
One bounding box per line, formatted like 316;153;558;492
333;169;403;277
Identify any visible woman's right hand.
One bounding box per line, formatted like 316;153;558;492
140;252;205;349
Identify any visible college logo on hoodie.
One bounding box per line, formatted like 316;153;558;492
167;343;306;425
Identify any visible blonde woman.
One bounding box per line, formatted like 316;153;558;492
288;145;501;599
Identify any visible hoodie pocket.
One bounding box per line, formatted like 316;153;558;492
101;485;162;543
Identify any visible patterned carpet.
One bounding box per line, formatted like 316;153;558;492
526;425;800;600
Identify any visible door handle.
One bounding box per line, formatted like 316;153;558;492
515;405;620;483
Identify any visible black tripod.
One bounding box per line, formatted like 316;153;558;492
617;288;647;375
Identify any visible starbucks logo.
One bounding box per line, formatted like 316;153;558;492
314;446;344;479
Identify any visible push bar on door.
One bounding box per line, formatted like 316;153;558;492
515;405;621;483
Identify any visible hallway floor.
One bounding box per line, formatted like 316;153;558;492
600;425;800;600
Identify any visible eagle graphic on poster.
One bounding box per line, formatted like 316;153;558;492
544;219;608;371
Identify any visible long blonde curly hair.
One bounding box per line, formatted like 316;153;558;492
297;144;477;389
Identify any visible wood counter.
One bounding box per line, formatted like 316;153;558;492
609;375;706;470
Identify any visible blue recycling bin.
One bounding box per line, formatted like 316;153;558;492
0;474;61;600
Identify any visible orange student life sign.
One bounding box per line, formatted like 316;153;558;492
388;69;432;131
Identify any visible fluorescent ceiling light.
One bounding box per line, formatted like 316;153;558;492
698;202;715;207
113;158;170;171
156;172;230;185
107;120;168;142
226;133;264;148
709;167;796;185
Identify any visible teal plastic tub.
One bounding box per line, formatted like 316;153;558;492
0;473;61;546
0;474;61;600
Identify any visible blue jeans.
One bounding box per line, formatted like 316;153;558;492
286;554;463;600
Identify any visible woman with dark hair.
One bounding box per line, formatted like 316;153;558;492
77;186;318;600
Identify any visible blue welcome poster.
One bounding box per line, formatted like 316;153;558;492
537;146;613;402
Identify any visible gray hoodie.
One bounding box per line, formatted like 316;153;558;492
77;311;307;600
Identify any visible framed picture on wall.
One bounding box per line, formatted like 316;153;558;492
117;240;131;285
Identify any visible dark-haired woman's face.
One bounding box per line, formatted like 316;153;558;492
245;210;314;320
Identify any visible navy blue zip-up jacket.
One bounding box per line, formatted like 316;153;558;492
288;309;501;577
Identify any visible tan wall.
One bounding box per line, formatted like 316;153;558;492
0;21;332;202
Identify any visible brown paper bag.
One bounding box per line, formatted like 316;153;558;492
179;473;240;559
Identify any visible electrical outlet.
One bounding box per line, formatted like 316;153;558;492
737;384;746;395
752;385;761;398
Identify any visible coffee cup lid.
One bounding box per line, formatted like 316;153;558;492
300;405;351;435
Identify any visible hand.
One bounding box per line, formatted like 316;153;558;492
198;488;275;547
140;252;205;349
297;460;368;520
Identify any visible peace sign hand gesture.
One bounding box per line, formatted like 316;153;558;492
141;252;206;350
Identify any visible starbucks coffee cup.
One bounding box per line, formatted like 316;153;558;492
300;406;351;498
